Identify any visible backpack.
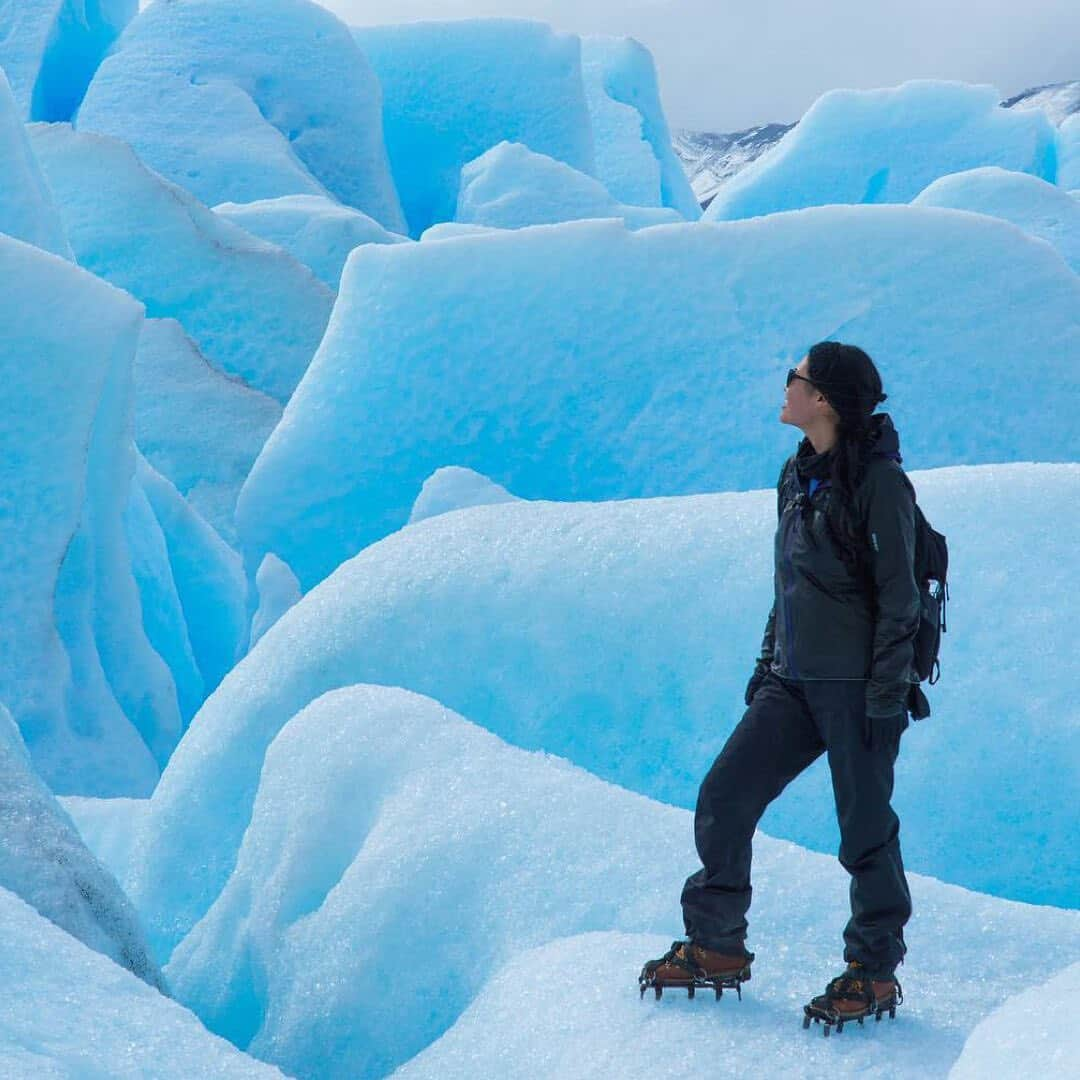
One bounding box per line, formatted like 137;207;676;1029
911;500;949;685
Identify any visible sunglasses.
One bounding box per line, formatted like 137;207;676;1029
786;368;818;390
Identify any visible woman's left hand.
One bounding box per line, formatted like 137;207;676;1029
863;710;908;751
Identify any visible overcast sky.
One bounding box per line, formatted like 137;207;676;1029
319;1;1079;131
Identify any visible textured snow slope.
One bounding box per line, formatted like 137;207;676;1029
0;885;282;1079
136;463;1080;965
238;209;1080;587
77;0;405;231
704;80;1057;221
396;932;1080;1080
0;708;162;989
162;685;1080;1080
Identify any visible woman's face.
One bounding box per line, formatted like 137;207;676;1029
780;355;827;429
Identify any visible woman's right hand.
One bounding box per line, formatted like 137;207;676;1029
745;659;770;707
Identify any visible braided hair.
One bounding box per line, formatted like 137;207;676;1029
805;341;888;580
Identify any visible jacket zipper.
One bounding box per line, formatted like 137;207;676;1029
780;496;801;678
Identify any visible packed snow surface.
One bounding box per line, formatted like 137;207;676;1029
29;122;334;403
77;0;405;231
0;707;162;989
138;462;1080;970
213;194;408;289
948;960;1080;1078
160;685;1080;1080
396;931;1080;1079
704;80;1057;221
913;166;1080;273
353;19;596;236
237;210;1080;587
0;70;71;257
0;0;135;121
455;141;682;230
0;885;283;1078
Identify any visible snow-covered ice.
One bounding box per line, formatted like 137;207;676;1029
408;465;521;524
135;462;1079;970
0;0;134;121
161;684;1080;1080
136;456;249;700
704;81;1057;221
1060;114;1080;191
214;194;408;289
0;885;283;1078
0;706;162;989
133;318;281;543
0;232;179;796
913;166;1080;273
237;210;1080;588
353;19;596;236
455;141;683;230
580;35;699;219
0;69;71;257
29;122;334;403
249;555;301;648
77;0;405;232
948;960;1080;1078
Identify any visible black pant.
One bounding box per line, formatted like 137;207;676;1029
680;671;911;978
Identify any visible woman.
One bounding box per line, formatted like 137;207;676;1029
640;341;919;1029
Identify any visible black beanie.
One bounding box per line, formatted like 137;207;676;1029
806;341;887;426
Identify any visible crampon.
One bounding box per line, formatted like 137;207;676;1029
638;940;754;1002
802;962;903;1036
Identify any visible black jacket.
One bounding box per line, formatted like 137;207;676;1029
759;413;920;719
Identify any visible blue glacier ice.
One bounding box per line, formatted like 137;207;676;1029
125;475;205;728
155;685;1078;1079
237;210;1080;589
0;885;282;1078
1061;113;1080;190
213;194;408;290
249;555;301;648
0;69;71;257
408;466;521;525
704;81;1058;221
0;706;162;989
455;141;683;230
133;461;1079;970
913;166;1079;273
353;19;596;237
28;122;334;403
0;233;179;796
133;318;281;543
0;0;135;121
580;35;700;219
77;0;405;232
137;456;248;700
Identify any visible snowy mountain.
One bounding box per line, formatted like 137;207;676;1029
676;78;1080;208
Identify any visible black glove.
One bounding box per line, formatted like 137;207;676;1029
744;659;770;707
863;710;909;751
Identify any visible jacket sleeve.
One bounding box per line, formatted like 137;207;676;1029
757;459;789;664
863;464;920;717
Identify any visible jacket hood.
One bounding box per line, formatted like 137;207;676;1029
794;412;902;484
868;412;903;464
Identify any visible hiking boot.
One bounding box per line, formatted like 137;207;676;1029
639;940;754;1000
803;960;903;1034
